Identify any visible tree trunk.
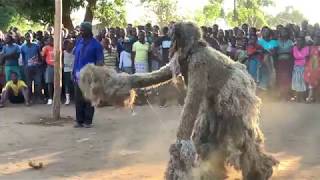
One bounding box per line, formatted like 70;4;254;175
62;9;74;30
53;0;62;120
84;0;97;22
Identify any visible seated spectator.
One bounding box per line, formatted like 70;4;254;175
0;71;29;108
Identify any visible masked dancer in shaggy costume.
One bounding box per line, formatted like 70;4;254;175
79;22;278;180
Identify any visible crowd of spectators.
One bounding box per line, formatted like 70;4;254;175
1;20;320;108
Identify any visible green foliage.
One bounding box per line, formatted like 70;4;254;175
194;0;224;26
267;6;306;27
0;5;16;31
0;4;42;32
95;0;127;27
141;0;178;28
3;0;85;27
227;0;274;28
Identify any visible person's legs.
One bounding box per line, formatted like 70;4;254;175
45;66;54;105
63;72;71;105
5;66;11;82
47;83;54;104
21;87;30;105
84;102;95;126
0;88;11;107
9;92;25;104
74;83;85;126
33;67;43;103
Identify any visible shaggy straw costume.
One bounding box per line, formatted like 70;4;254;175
79;22;277;180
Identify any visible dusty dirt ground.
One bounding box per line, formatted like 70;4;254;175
1;102;320;180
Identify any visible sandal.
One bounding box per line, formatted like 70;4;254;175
306;97;314;104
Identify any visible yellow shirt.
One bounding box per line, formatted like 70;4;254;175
4;80;27;96
132;41;150;63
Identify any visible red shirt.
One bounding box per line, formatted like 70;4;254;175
42;45;54;66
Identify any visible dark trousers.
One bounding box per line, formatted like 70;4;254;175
74;83;94;125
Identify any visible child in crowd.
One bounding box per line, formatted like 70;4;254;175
226;36;237;60
0;71;29;108
247;35;263;82
119;40;133;74
63;39;74;105
292;35;310;102
41;37;55;105
304;31;320;102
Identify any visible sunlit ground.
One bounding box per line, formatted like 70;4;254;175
1;103;320;179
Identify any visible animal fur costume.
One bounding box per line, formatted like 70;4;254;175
79;22;278;180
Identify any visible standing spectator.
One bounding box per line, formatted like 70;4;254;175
304;31;320;102
128;27;138;45
217;30;228;54
275;27;294;100
150;30;161;71
42;37;55;105
291;35;309;102
73;22;104;128
226;36;237;60
63;39;75;105
0;71;29;108
116;28;126;59
2;34;21;81
258;27;278;91
102;37;118;70
119;40;133;74
21;32;42;103
247;35;263;82
154;26;172;67
212;24;219;39
249;27;257;37
132;30;151;73
242;23;249;37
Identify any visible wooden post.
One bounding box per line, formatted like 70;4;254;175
53;0;62;120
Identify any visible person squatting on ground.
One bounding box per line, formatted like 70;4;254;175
72;22;104;128
79;22;277;180
0;71;29;108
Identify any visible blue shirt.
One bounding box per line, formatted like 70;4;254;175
73;37;104;82
258;38;279;52
3;43;20;66
21;42;41;67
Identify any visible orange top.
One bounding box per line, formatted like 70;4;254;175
42;45;54;66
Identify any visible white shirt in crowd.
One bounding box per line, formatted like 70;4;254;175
119;51;132;69
63;50;74;72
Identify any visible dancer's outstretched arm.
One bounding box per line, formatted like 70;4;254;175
128;64;173;89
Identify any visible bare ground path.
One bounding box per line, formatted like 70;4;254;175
0;102;319;179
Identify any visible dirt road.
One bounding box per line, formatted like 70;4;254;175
0;102;319;180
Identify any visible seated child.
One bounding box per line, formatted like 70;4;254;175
0;71;29;108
